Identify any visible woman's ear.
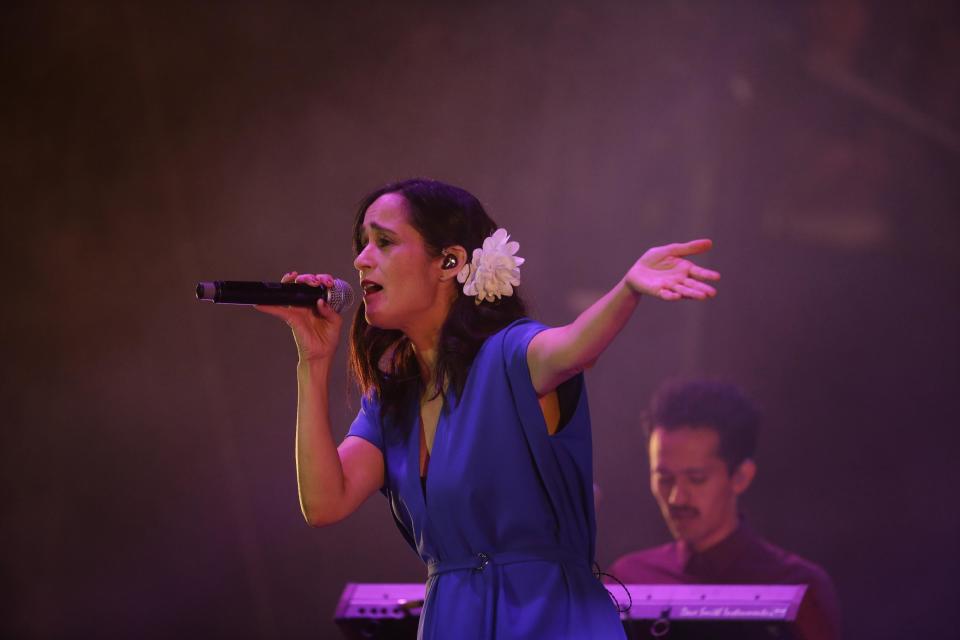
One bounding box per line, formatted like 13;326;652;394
439;245;468;280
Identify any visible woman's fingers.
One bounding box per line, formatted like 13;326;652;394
318;274;335;288
672;283;707;299
315;297;341;322
655;277;717;301
659;288;682;301
682;278;717;297
293;273;337;288
688;264;721;281
667;238;713;257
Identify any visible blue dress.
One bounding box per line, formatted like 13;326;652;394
347;319;626;640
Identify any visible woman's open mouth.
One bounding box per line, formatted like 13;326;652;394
361;280;383;297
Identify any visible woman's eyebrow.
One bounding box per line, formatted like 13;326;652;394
367;222;397;236
358;222;397;244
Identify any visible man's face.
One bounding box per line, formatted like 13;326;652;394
648;425;753;552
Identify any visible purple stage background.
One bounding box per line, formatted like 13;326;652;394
2;1;958;638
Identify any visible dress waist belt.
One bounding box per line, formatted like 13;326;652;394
427;547;589;578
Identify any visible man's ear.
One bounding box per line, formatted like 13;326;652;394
732;459;757;496
439;245;468;280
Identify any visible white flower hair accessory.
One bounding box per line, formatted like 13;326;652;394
456;228;525;304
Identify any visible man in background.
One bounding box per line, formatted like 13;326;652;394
610;380;842;640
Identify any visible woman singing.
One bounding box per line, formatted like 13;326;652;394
257;178;719;639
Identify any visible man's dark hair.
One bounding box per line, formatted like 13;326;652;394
643;379;760;473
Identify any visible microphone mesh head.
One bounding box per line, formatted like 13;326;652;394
327;279;355;313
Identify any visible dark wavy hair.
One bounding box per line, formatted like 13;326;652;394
348;178;527;422
642;379;760;473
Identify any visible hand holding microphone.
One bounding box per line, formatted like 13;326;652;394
199;272;352;363
196;277;355;311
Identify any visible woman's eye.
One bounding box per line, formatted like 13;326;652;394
376;237;392;248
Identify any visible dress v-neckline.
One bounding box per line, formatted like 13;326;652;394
419;416;431;483
418;386;446;474
415;393;446;504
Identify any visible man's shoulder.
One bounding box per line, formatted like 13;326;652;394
747;534;843;639
746;534;835;588
608;543;684;583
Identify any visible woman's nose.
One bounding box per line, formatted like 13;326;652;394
354;245;373;271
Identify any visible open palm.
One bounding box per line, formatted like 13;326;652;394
625;239;720;301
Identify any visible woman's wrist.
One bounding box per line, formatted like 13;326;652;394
619;276;644;302
297;355;334;374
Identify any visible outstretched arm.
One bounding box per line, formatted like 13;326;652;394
527;239;720;395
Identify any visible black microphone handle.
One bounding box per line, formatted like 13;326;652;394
196;280;347;308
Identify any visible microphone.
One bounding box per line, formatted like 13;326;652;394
196;279;355;313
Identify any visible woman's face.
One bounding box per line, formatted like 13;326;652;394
353;193;448;335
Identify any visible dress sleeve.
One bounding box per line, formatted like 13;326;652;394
501;318;549;384
502;317;586;434
345;393;384;452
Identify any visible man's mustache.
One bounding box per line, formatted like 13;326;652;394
668;506;699;518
